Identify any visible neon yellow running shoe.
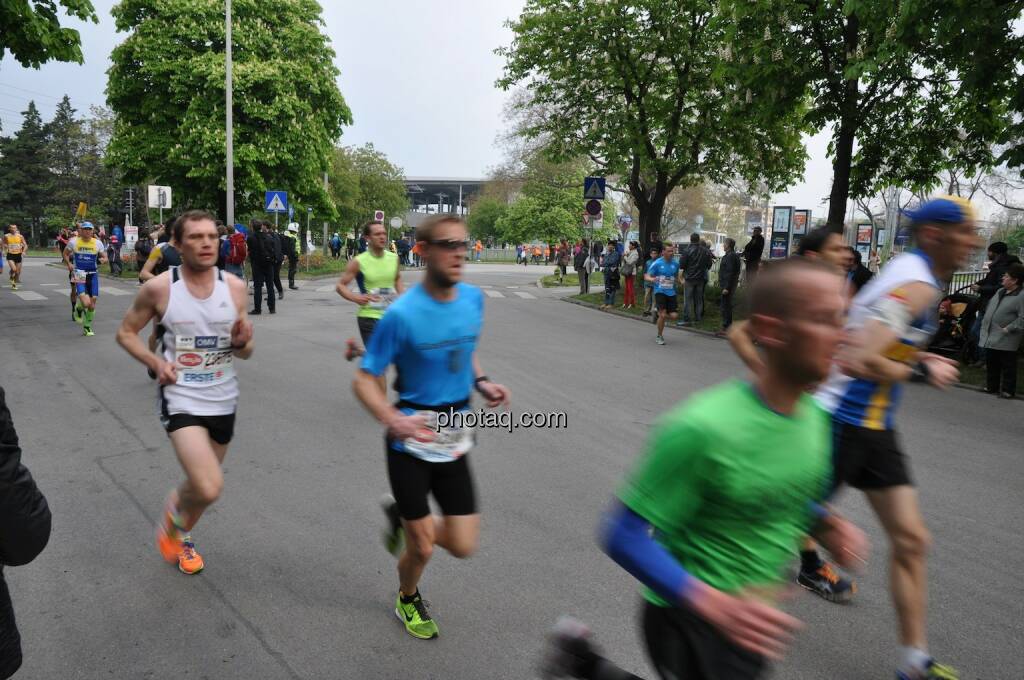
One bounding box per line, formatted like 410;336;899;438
83;326;95;337
394;591;438;640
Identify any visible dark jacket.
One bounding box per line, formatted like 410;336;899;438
602;249;621;273
849;264;874;293
573;248;588;271
718;251;741;291
279;232;298;261
977;254;1023;305
0;387;52;680
679;243;712;281
742;234;765;263
248;230;281;269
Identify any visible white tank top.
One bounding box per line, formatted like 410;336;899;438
159;267;239;416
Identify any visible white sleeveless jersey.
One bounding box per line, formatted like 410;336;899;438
159;267;239;416
815;251;941;430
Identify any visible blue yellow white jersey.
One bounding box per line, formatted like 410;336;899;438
66;236;104;272
815;251;941;431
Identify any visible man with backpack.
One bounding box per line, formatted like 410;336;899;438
248;220;280;315
222;224;247;279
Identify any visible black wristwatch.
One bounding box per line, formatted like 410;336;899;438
474;376;491;394
909;361;930;384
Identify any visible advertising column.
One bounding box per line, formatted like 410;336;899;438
769;206;793;258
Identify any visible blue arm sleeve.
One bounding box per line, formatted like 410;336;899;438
600;502;695;605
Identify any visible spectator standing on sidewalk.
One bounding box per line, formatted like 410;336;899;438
847;247;874;293
282;223;300;290
979;262;1024;398
557;239;571;282
107;230;123;276
591;239;604;269
678;233;712;326
574;239;590;295
1;386;52;680
621;241;640;309
641;245;659;317
222;224;247;280
248;220;279;315
717;238;741;335
742;226;765;284
600;241;621;310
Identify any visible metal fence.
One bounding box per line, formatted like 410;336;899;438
947;270;986;294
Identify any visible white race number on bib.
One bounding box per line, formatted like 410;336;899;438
174;332;235;387
401;410;475;461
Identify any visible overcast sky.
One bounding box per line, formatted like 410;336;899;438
0;1;853;219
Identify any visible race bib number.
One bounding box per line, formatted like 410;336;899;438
402;410;475;461
72;269;88;284
657;275;674;288
367;287;397;310
174;333;235;387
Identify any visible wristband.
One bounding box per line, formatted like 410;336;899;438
231;340;247;350
909;361;930;384
473;376;490;395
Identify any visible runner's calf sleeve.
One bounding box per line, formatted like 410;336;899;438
601;502;694;605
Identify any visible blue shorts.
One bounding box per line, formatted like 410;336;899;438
76;272;99;297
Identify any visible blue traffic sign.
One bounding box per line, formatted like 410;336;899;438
583;177;606;200
265;190;288;213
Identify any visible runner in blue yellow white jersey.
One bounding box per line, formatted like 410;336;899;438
813;197;978;680
62;222;107;336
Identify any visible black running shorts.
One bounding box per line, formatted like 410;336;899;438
655;293;678;313
6;254;21;264
162;413;236;446
831;419;912;491
642;600;765;680
386;445;477;520
357;316;379;346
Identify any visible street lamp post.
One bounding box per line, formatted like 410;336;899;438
225;0;235;228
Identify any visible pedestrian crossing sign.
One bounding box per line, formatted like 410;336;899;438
265;190;289;213
583;177;606;200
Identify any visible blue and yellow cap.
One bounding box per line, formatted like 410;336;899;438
80;221;95;230
903;196;975;225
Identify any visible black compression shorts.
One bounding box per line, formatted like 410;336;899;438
831;420;912;491
162;413;236;446
642;600;765;680
655;293;678;313
386;445;477;520
6;254;21;264
357;316;379;346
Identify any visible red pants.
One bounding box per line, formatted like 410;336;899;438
624;276;636;305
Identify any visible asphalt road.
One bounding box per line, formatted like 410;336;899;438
1;258;1020;679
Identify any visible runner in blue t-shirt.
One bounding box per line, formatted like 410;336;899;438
354;214;511;641
644;243;682;345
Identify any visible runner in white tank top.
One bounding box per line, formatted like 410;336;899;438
117;210;253;576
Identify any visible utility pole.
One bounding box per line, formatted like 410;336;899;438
322;171;329;255
225;0;235;228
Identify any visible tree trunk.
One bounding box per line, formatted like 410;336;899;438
826;112;857;235
637;194;667;255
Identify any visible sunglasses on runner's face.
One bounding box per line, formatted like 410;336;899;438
427;239;467;251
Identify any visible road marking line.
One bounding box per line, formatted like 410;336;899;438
103;287;132;296
40;283;59;286
513;291;536;299
316;285;335;292
13;291;46;301
479;285;493;288
483;289;505;298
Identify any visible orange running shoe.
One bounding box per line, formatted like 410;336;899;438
155;512;183;563
344;337;364;362
178;539;204;575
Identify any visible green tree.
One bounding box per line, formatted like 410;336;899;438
329;144;408;238
106;0;352;219
47;95;83;221
466;197;508;243
498;0;808;250
0;102;53;244
0;0;97;68
731;0;1018;229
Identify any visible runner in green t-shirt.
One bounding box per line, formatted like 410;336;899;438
541;258;868;680
335;220;403;372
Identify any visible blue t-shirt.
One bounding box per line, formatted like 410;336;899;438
647;258;680;295
362;283;484;457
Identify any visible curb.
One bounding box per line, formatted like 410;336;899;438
561;295;996;393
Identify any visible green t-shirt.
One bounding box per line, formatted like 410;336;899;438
355;250;399;319
618;380;830;605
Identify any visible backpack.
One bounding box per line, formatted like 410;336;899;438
226;232;247;265
260;231;278;264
